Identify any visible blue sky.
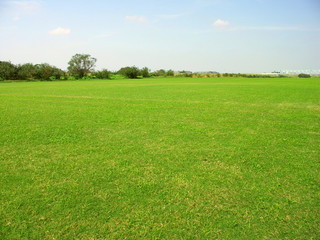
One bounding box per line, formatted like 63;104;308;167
0;0;319;73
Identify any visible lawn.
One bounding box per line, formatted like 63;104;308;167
0;77;319;239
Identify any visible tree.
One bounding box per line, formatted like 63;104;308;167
0;61;17;80
68;54;97;78
140;67;150;78
118;66;140;79
166;69;174;76
34;63;65;80
154;69;166;77
17;63;37;80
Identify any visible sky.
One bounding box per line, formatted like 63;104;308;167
0;0;319;73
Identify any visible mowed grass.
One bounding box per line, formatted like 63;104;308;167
0;77;319;239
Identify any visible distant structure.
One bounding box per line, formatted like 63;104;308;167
279;69;320;74
179;71;193;74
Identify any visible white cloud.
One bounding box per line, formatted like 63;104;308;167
213;19;230;27
125;15;147;23
49;27;71;35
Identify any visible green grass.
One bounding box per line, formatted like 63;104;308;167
0;77;319;239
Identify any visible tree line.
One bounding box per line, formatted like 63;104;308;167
0;53;312;81
0;54;175;81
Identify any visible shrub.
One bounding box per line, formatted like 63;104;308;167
95;69;111;79
81;75;96;80
67;76;76;80
298;73;311;78
177;71;193;78
118;66;140;79
278;74;289;78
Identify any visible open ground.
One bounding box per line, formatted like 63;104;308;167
0;77;319;239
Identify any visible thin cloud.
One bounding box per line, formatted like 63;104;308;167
213;19;230;27
125;15;148;23
49;27;71;35
225;25;316;32
90;32;116;40
5;0;41;20
210;19;316;32
8;0;41;10
197;23;316;35
157;13;187;19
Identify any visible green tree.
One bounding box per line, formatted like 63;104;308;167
118;66;140;79
140;67;150;78
34;63;65;80
17;63;37;80
0;61;17;80
68;54;97;78
154;69;166;77
166;69;174;76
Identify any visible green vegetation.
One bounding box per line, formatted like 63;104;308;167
1;77;319;239
140;67;151;78
0;61;64;81
0;61;17;80
117;66;141;79
94;69;111;80
3;54;316;81
153;69;175;77
298;73;311;78
67;54;97;79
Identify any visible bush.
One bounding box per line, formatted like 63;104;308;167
298;73;311;78
177;71;193;78
118;66;140;79
67;76;76;80
94;69;111;79
81;75;96;80
278;74;289;78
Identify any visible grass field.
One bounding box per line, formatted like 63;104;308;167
0;77;319;239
